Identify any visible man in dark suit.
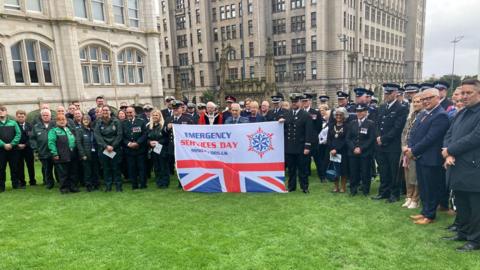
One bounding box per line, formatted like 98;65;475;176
442;79;480;252
161;96;175;120
406;88;450;225
16;110;36;187
302;93;322;179
434;81;454;111
279;94;313;193
265;95;287;121
163;100;194;188
123;106;148;189
346;104;376;196
372;83;408;203
224;103;249;124
222;96;236;123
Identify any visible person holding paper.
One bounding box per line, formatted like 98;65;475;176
346;104;376;196
94;106;123;192
327;107;349;193
147;109;169;188
123;106;148;190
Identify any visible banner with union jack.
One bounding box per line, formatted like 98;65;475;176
173;122;286;193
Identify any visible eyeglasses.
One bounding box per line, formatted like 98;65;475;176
420;95;437;101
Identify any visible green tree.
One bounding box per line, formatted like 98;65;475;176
200;89;218;104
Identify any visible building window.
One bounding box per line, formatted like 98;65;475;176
117;48;145;85
248;0;253;14
249;66;255;78
176;0;184;9
273;40;286;56
26;0;42;11
311;12;316;28
272;0;285;13
180;72;189;88
199;70;205;87
91;0;105;21
311;61;317;80
291;15;305;32
275;64;286;82
249;42;254;58
213;28;219;41
311;35;317;51
212;8;217;22
291;0;304;10
4;0;20;10
80;45;111;85
128;0;139;27
227;49;236;60
195;9;201;23
197;29;202;43
11;40;53;85
0;45;5;84
179;53;189;66
167;74;171;88
177;35;187;48
112;0;125;24
291;38;305;54
198;49;203;62
248;20;253;36
272;18;286;34
292;62;305;81
73;0;88;18
176;15;186;30
228;68;238;80
215;48;219;61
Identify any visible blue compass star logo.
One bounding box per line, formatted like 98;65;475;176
247;127;274;158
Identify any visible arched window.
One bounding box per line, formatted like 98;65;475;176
10;40;53;85
0;44;5;84
80;45;111;85
117;48;145;85
227;49;236;60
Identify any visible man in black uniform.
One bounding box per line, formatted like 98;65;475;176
329;91;355;124
0;105;21;191
265;95;286;121
30;109;56;188
163;100;194;188
346;104;376;196
302;93;323;179
16;110;36;187
404;83;420;102
420;82;434;92
318;95;330;106
123;106;148;189
161;96;175;120
434;81;454;110
372;83;409;203
279;94;313;193
94;106;123;192
222;96;236;123
185;103;199;123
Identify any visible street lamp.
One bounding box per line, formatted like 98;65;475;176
338;34;348;94
450;36;464;91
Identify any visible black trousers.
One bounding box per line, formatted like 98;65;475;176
18;146;36;185
438;168;449;209
455;191;480;244
286;153;309;191
82;153;100;188
40;158;54;187
53;161;76;191
376;151;401;198
308;144;323;179
0;149;20;190
168;154;175;175
317;144;329;180
349;156;372;195
127;153;147;188
152;152;170;187
416;164;444;220
99;151;122;188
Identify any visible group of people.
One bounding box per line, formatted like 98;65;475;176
1;79;479;252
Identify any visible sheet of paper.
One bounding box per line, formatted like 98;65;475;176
330;153;342;163
153;143;163;154
103;150;117;159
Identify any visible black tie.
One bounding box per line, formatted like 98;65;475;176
174;117;178;122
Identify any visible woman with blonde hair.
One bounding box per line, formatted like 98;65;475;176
147;109;170;188
401;93;424;209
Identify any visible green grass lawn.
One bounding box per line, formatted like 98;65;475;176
0;163;477;270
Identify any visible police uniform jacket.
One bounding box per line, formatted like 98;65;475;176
265;108;287;122
376;100;408;152
346;118;376;157
163;114;194;155
283;109;313;154
161;108;173;120
122;117;148;155
75;126;97;160
94;118;123;151
306;108;322;145
443;102;480;192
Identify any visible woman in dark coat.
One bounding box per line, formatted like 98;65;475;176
327;107;349;193
147;109;170;188
76;115;100;191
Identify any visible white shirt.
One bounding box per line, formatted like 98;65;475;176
387;100;397;110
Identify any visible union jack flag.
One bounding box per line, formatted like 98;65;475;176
177;160;286;193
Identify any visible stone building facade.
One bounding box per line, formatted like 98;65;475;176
158;0;426;100
0;0;163;113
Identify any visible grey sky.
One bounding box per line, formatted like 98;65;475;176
423;0;480;78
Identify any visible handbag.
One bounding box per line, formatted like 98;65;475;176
325;161;341;182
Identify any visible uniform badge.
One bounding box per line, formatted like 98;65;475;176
112;125;116;131
311;114;317;120
132;127;141;133
360;128;368;134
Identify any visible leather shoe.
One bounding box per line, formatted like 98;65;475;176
456;242;480;252
410;214;425;220
441;235;466;242
414;218;434;225
371;195;388;200
302;189;309;194
446;224;458;232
